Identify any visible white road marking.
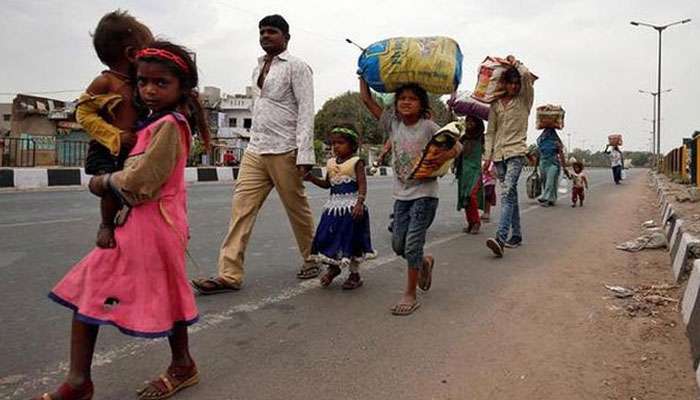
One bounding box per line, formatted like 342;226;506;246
0;173;622;397
0;217;84;228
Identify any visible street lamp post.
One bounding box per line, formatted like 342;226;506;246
631;19;691;158
639;89;671;162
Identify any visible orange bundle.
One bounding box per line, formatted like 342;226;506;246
410;121;462;179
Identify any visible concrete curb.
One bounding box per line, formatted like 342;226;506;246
0;166;395;190
651;173;700;380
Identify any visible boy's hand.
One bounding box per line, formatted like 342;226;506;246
120;131;137;151
351;201;364;220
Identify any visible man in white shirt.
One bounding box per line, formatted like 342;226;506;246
192;14;318;294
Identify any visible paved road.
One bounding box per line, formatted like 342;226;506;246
0;168;633;399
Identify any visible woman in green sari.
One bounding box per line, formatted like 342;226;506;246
456;116;486;234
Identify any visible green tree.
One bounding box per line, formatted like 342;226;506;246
314;91;382;145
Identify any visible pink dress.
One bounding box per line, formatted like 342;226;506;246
50;113;198;338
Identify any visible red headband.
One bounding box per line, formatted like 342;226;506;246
136;48;190;73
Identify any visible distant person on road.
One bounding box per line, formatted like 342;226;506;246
605;144;624;184
455;116;486;234
536;128;568;207
36;41;209;400
76;10;153;249
483;56;535;257
360;77;461;316
192;14;320;295
304;125;375;290
570;160;588;207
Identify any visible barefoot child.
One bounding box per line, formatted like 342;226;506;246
77;10;154;249
571;160;588;207
482;160;497;222
35;41;210;400
360;77;461;316
305;125;375;289
455;116;485;234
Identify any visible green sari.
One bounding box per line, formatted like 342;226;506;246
456;139;484;211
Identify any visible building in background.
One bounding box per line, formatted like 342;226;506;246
2;94;87;166
201;86;254;166
0;103;11;136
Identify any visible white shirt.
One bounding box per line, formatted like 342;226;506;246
610;149;622;167
247;50;315;165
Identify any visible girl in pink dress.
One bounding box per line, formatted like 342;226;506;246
35;41;210;400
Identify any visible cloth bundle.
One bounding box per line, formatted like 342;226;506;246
536;104;565;130
616;228;668;252
471;56;537;103
608;134;623;146
471;57;510;103
357;36;463;94
448;91;490;121
410;121;463;179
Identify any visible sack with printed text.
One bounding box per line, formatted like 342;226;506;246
357;36;463;94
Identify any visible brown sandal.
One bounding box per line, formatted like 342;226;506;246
342;273;364;290
137;364;199;400
320;265;341;287
34;380;94;400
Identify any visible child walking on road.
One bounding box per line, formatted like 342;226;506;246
305;125;375;289
571;160;588;207
360;77;461;315
77;10;153;249
455;116;486;234
35;41;210;400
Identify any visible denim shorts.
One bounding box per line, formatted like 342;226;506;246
391;197;439;268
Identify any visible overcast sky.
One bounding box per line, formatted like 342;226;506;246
2;0;698;152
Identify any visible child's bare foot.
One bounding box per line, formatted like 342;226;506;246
96;223;116;249
418;255;435;291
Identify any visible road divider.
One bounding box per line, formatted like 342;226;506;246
0;166;397;190
652;172;700;386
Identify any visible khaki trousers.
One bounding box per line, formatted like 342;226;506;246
218;150;315;285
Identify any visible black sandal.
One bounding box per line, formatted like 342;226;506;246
190;277;240;295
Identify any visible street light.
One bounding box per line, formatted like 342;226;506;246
631;18;691;157
639;88;671;159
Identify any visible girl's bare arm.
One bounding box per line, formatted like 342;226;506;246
359;77;383;120
352;160;367;219
304;171;331;189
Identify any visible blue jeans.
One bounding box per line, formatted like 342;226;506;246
494;156;525;242
538;157;560;203
392;197;439;268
